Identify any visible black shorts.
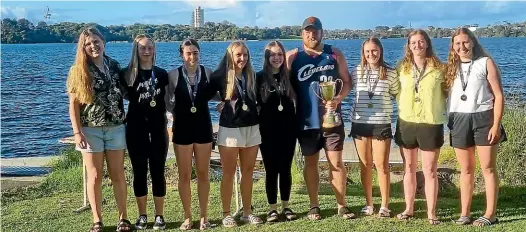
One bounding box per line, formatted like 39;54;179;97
349;122;392;140
394;118;444;151
447;109;507;148
298;125;345;157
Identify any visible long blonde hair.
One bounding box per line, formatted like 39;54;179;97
66;27;105;104
359;37;388;80
444;27;492;88
124;34;156;87
215;41;256;101
260;40;296;103
398;29;443;74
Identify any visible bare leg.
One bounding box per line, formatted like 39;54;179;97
82;152;105;223
105;149;129;221
194;142;212;224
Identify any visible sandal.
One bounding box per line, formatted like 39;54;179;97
473;216;499;226
241;214;264;225
179;220;193;230
396;213;414;220
89;222;103;232
360;205;375;216
307;206;321;221
282;208;297;221
428;218;441;225
455;216;472;225
199;221;212;231
222;215;237;228
378;207;391;218
116;219;132;232
338;206;357;219
267;210;279;222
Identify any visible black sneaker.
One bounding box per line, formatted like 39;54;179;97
135;215;148;230
153;215;166;230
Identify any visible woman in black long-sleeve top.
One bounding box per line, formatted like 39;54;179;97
206;40;263;227
256;40;298;222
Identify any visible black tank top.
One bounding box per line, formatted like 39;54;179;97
172;65;212;132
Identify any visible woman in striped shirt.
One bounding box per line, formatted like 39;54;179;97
349;37;400;218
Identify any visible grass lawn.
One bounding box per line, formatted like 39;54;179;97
3;157;526;232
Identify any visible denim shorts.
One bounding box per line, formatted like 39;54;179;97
76;124;127;153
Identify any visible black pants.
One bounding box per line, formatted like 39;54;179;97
260;131;296;205
126;121;168;197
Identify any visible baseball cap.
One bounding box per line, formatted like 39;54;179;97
302;16;323;30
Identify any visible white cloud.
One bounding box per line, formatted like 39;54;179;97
182;0;238;9
482;0;511;14
254;1;301;28
1;6;29;19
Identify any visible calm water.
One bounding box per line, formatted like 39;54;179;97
2;38;525;158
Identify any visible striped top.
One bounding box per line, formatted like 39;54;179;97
350;65;400;124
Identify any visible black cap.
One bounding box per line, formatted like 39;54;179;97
302;16;323;30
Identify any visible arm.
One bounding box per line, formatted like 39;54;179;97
69;94;87;149
486;58;504;144
389;69;401;97
119;68;129;101
285;48;298;71
205;67;222;102
165;69;179;113
329;47;351;108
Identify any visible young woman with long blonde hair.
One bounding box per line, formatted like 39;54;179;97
66;27;131;232
445;28;506;226
256;40;298;222
349;37;400;218
207;40;263;227
165;39;214;230
394;29;446;225
121;34;169;230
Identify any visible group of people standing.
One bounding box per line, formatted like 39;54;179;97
67;16;506;232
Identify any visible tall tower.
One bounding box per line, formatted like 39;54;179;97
192;6;204;28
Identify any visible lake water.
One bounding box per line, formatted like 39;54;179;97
2;38;525;158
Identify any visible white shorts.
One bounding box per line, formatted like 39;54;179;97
217;125;261;148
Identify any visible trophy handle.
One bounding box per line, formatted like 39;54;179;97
310;82;324;100
335;79;344;98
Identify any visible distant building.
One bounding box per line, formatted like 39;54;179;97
191;6;204;28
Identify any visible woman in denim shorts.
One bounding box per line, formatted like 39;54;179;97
66;27;131;232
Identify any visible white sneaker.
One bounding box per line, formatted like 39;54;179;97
361;205;375;216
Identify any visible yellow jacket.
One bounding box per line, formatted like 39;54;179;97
396;65;447;125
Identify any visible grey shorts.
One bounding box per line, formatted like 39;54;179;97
217;125;262;148
447;109;507;148
76;124;127;153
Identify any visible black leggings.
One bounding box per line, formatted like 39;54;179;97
260;133;296;205
126;123;168;197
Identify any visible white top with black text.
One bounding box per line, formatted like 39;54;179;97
350;65;400;124
448;56;494;114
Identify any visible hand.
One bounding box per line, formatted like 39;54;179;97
217;102;225;113
487;125;501;144
325;97;341;111
74;133;88;149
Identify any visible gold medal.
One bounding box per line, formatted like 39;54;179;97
278;104;283;111
414;97;421;102
242;104;248;111
190;106;197;113
367;103;373;108
150;100;156;107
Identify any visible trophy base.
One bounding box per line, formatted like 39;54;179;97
322;113;342;128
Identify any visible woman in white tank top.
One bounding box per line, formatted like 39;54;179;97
444;27;506;226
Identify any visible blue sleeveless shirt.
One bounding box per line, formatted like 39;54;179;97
290;44;341;130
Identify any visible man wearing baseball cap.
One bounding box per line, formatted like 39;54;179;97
286;16;354;220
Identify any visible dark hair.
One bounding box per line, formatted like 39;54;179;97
179;38;200;54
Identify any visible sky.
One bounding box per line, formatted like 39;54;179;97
1;0;525;30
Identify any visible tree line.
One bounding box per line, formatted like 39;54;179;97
2;18;525;44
